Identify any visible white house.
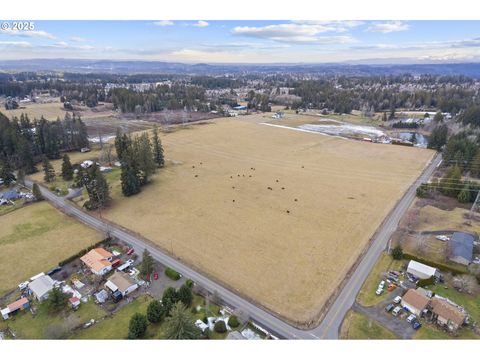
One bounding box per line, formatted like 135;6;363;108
105;271;138;297
28;275;56;302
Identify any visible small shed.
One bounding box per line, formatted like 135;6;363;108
448;232;475;266
69;296;81;309
1;297;30;320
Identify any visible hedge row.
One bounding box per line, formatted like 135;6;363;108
165;267;181;281
58;237;112;266
403;252;469;275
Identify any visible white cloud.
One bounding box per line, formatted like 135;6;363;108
0;28;55;39
366;21;409;33
70;36;88;42
232;23;355;44
0;41;31;47
193;20;209;27
153;20;174;27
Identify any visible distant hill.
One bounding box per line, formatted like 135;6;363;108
1;58;480;77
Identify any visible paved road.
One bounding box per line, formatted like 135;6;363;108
24;152;441;339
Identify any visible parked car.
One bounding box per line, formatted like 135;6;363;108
379;280;385;288
393;296;402;304
407;314;417;323
392;306;402;317
18;281;29;291
387;284;397;292
412;321;422;330
126;248;135;255
111;259;123;268
153;272;159;280
376;287;384;295
385;304;395;312
46;266;62;276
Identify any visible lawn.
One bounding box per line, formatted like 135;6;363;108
73;295;153;339
357;252;403;307
0;201;102;295
340;310;397;339
101;116;434;326
7;300;106;339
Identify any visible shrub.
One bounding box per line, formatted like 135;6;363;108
228;315;239;328
403;252;468;275
165;267;181;281
185;279;194;288
147;300;165;324
128;313;148;339
391;246;403;260
214;320;227;333
416;184;429;198
417;276;435;287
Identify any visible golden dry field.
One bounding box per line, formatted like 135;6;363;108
3;100;67;120
0;201;102;295
101;116;434;325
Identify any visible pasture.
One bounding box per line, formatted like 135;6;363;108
0;201;102;295
101;116;434;325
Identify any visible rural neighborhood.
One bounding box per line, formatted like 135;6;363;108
0;16;479;359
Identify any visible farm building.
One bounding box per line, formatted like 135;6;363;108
406;260;440;280
0;189;20;201
105;271;138;297
430;297;467;332
28;274;55;302
80;248;113;276
401;288;430;316
1;297;30;320
447;232;475;266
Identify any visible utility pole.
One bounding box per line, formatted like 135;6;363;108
468;190;480;220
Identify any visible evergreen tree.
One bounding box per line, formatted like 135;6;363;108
434;111;444;123
139;249;154;279
82;163;110;210
440;166;462;197
42;156;55;183
61;154;74;181
164;302;201;340
177;284;193;308
152;125;165;168
132;132;155;185
428;124;448;151
147;300;165;324
382;112;388;122
115;128;131;163
391;246;403;260
120;159;141;196
46;287;68;313
0;157;15;185
471;150;480;178
128;313;148;339
162;287;179;315
32;183;43;201
458;185;471;203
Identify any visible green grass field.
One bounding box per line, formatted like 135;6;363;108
340;310;397;339
357;252;403;307
0;201;102;296
7;300;106;339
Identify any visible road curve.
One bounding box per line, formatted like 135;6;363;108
24;152;441;339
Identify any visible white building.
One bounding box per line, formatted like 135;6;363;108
406;260;440;280
28;275;56;302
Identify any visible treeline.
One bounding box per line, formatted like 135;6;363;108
290;76;478;114
190;76;244;89
110;84;207;113
115;126;164;196
246;90;271;112
0;111;88;175
392;121;419;129
417;166;480;204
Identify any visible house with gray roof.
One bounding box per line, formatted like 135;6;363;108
28;275;56;302
447;232;475;266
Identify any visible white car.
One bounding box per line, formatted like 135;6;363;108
393;296;402;304
376;287;384;295
379;280;385;289
407;314;417;323
392;306;402;317
18;281;29;290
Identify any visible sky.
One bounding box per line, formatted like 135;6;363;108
1;20;480;64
